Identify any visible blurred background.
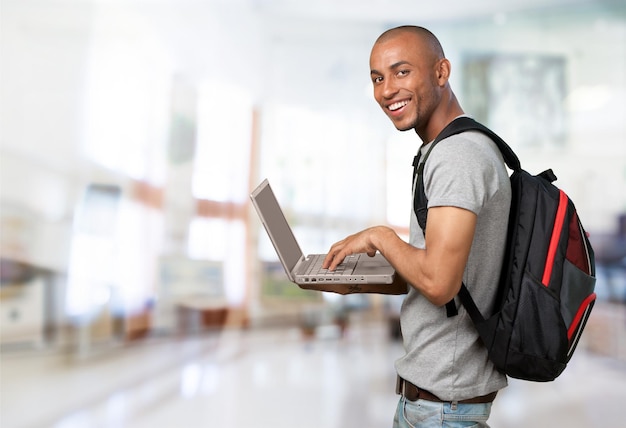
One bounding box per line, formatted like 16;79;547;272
1;0;625;427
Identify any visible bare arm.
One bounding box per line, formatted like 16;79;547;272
322;206;476;306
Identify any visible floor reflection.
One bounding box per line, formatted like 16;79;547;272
1;321;625;428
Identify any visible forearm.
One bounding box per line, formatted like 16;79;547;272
322;207;473;306
372;227;461;306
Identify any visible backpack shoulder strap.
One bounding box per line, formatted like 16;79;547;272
412;117;519;318
413;117;520;231
441;117;521;171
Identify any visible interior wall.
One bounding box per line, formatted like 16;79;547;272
432;8;626;232
1;1;624;333
1;1;97;271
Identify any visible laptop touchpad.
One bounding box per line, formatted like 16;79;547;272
354;258;393;274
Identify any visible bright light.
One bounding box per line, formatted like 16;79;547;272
565;85;612;112
192;82;253;202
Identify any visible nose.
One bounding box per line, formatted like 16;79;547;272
378;78;398;100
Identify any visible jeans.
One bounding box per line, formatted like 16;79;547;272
392;397;492;428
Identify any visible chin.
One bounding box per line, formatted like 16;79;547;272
389;115;417;132
393;122;416;132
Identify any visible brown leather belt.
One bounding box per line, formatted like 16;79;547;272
396;376;497;404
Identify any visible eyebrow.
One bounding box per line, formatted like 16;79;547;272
370;60;412;76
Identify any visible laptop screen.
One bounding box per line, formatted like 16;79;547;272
251;180;304;278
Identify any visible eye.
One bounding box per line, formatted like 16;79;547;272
397;69;410;77
372;76;383;84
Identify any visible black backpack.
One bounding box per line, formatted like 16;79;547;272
413;117;597;382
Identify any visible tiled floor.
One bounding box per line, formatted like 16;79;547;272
2;320;626;428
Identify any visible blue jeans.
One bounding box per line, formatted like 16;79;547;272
393;397;492;428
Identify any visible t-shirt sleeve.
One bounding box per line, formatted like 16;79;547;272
423;133;504;215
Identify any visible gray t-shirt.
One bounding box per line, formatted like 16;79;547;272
395;129;510;401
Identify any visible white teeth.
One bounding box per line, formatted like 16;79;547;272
389;100;408;111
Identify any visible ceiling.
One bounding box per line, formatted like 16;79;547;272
237;0;624;28
3;0;625;111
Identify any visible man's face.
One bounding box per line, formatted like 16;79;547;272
369;33;441;133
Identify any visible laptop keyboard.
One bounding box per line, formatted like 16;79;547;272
305;254;358;276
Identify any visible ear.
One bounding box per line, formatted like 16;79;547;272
435;59;451;85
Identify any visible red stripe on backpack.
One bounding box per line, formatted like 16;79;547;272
542;190;569;286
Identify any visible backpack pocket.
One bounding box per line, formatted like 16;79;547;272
508;271;568;381
560;258;596;359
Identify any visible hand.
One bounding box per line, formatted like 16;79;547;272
322;226;389;271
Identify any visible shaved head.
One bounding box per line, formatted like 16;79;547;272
375;25;445;62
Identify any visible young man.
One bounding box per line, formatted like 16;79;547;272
322;26;511;427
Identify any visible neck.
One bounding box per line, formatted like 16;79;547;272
416;89;464;144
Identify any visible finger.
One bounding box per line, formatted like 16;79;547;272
322;243;344;269
327;244;351;271
328;252;346;271
322;251;335;269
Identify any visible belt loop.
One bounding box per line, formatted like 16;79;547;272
450;401;458;411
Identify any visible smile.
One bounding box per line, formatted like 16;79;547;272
388;100;409;111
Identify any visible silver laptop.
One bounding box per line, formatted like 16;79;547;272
250;179;395;285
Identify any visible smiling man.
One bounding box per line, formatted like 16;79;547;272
322;26;511;427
